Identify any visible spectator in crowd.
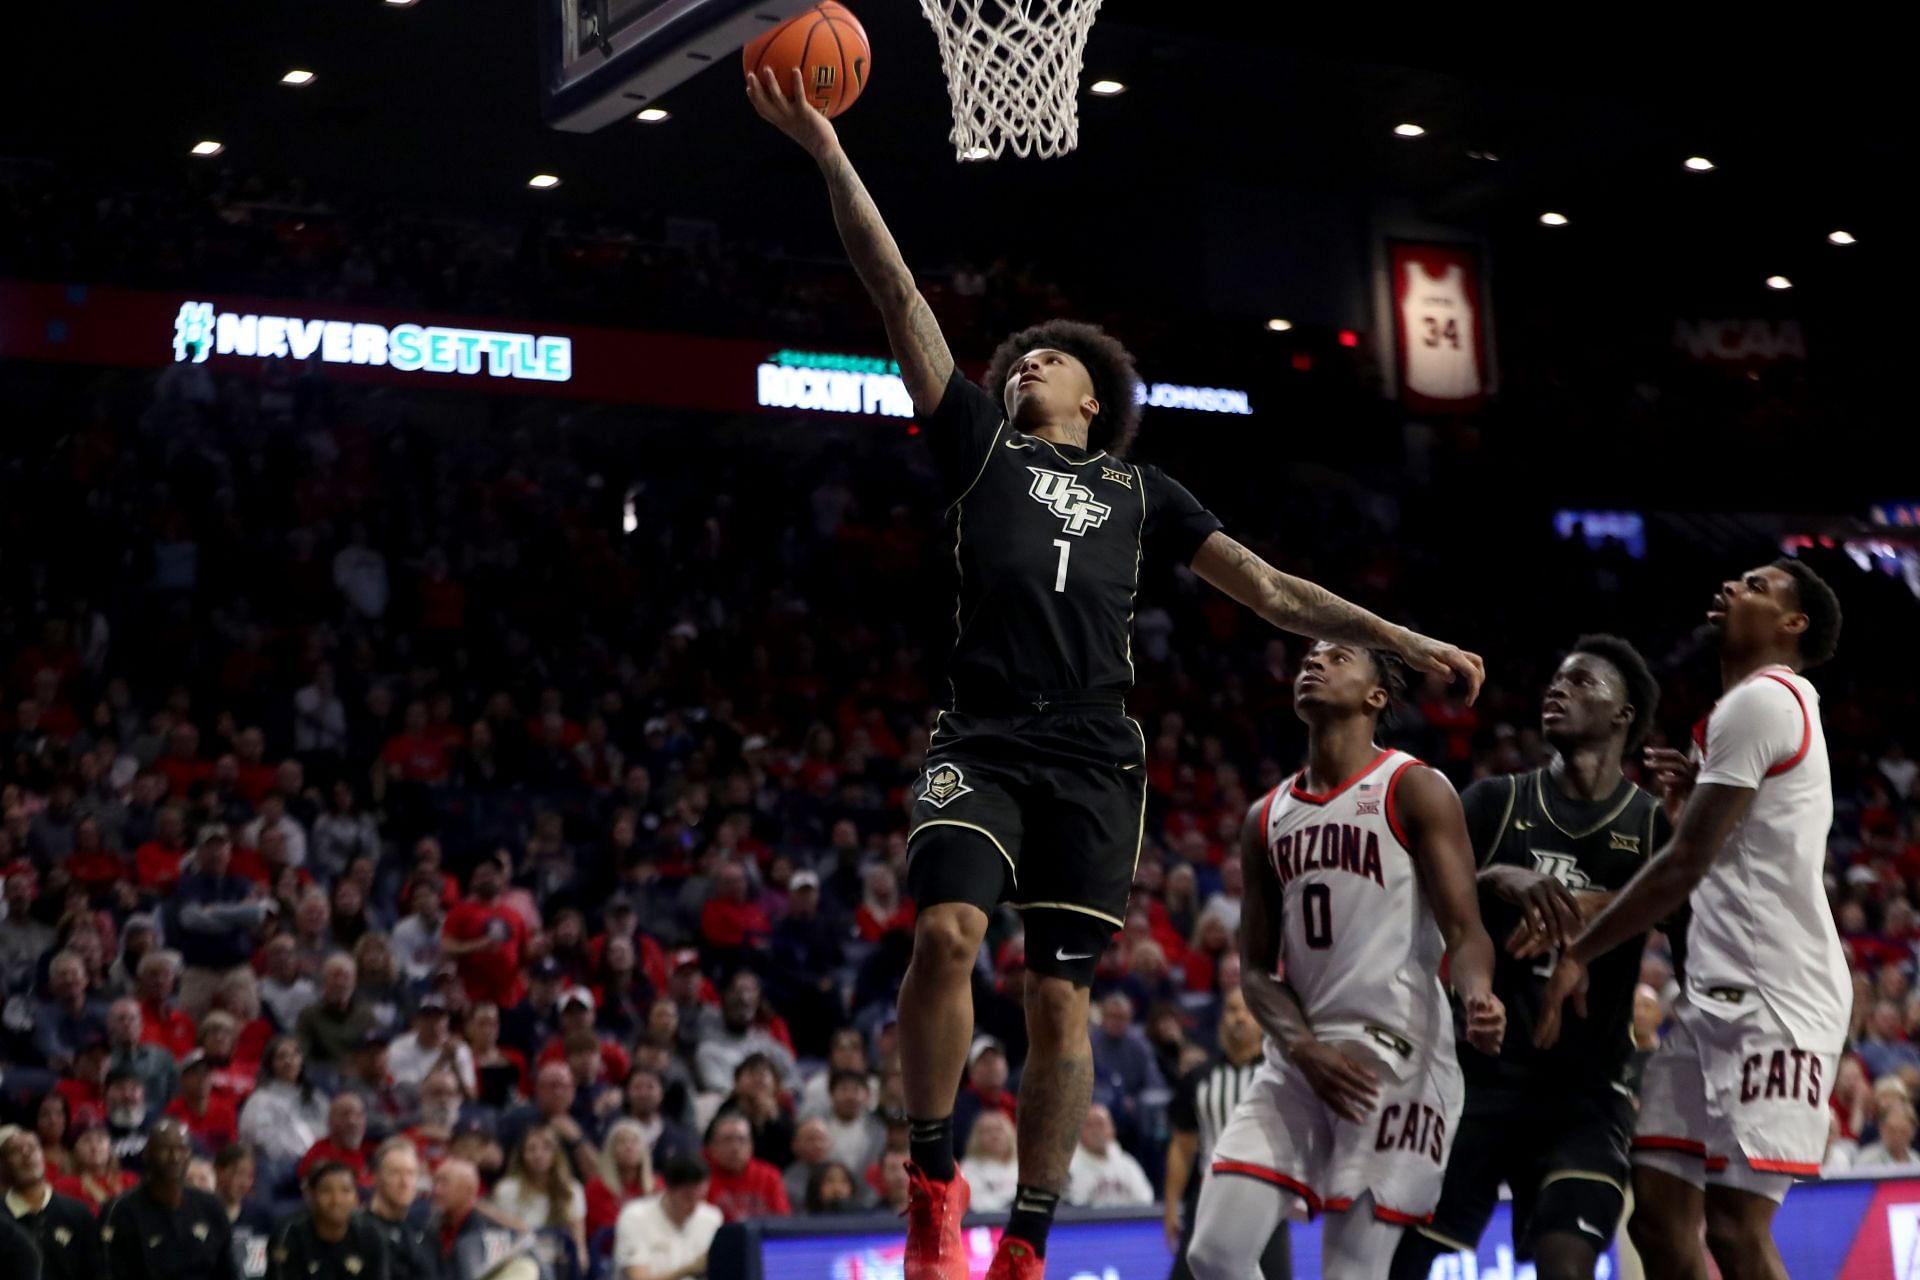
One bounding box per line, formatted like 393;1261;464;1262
818;1068;882;1175
1;871;55;992
439;861;526;1010
102;1070;154;1172
387;995;475;1095
390;882;445;986
1064;1104;1155;1208
265;1159;389;1280
1855;999;1920;1078
296;954;377;1071
701;1114;788;1222
427;1159;519;1280
491;1125;587;1263
194;1011;259;1107
1090;992;1166;1143
712;1053;794;1169
782;1118;836;1212
622;1068;699;1169
400;1070;466;1173
163;1052;239;1155
258;937;319;1032
465;1001;526;1111
797;1028;877;1120
1;1127;102;1280
136;951;197;1062
802;1161;861;1215
108;997;180;1107
587;1118;656;1236
950;1035;1016;1156
237;1036;330;1173
99;1119;234;1279
692;972;795;1093
539;988;630;1085
171;834;276;1016
34;1094;75;1179
296;1094;375;1187
51;1122;135;1213
36;950;108;1071
1856;1099;1920;1168
500;1063;600;1180
365;1139;435;1280
612;1155;722;1280
872;1149;912;1214
210;1142;274;1275
959;1110;1020;1213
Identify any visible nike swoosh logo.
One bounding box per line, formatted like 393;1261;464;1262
1576;1217;1603;1237
1056;948;1095;962
1005;437;1031;449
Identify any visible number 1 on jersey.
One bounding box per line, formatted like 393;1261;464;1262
1051;539;1071;592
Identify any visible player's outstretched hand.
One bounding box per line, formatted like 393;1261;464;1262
1396;632;1486;706
1291;1040;1380;1123
1464;991;1505;1055
1643;747;1699;826
1483;865;1581;954
1533;953;1589;1050
745;66;839;160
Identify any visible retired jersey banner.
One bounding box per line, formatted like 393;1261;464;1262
1390;241;1489;415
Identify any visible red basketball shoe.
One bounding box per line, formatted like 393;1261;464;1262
985;1235;1045;1280
903;1164;970;1280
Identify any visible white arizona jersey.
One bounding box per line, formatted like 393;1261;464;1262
1257;748;1453;1072
1686;666;1849;1052
1400;261;1481;401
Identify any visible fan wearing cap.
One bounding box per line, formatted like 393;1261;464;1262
163;1052;239;1154
951;1037;1017;1157
534;987;631;1086
387;996;477;1097
766;870;847;1059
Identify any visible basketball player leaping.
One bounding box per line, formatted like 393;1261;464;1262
1389;635;1671;1280
1537;560;1845;1280
1187;643;1504;1280
748;70;1486;1280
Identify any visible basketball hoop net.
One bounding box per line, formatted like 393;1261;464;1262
918;0;1104;161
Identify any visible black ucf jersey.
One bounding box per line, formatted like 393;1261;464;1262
1461;767;1672;1090
923;367;1221;711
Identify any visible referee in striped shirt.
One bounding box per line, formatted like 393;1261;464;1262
1165;986;1290;1280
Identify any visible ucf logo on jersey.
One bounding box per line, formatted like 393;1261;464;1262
922;764;974;809
1531;851;1594;891
1026;467;1112;535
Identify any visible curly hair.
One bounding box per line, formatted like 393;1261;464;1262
983;319;1144;456
1364;649;1410;729
1772;557;1842;669
1569;633;1660;754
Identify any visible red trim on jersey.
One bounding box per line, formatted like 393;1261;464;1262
1290;749;1393;805
1209;1161;1323;1216
1257;785;1281;844
1323;1196;1354;1212
1633;1135;1707;1158
1757;673;1812;776
1372;1204;1434;1226
1383;757;1424;849
1747;1157;1820;1175
1705;1156;1730;1172
1691;717;1709;754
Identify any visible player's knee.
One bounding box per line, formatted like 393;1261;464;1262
1183;1229;1236;1280
1022;972;1087;1047
910;903;986;976
1626;1202;1685;1262
1530;1239;1595;1280
1702;1200;1767;1271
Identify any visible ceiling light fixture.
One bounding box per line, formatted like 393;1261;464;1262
1765;275;1792;290
282;70;315;86
190;140;224;157
1393;123;1425;138
635;107;671;123
1088;80;1125;96
1539;211;1569;226
1684;155;1715;172
528;174;561;189
1266;318;1293;332
1828;230;1856;245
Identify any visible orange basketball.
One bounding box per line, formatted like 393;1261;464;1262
742;2;870;119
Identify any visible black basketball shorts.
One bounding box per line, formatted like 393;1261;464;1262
1419;1080;1634;1260
905;706;1147;982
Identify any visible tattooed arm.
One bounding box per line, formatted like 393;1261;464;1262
746;67;953;415
1191;530;1487;701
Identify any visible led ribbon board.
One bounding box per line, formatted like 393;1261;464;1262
756;350;1253;418
171;301;573;383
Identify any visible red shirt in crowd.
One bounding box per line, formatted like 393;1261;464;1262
68;849;127;893
442;898;527;1006
135;838;188;893
706;1158;790;1222
156;755;213;797
141;998;197;1061
298;1136;377;1186
854;901;916;942
535;1034;630;1085
700;898;771;949
164;1092;239;1153
53;1170;137;1214
585;1176;652;1235
380;733;451;784
234;762;278;805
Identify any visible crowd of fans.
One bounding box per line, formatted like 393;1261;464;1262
5;157;1920;1280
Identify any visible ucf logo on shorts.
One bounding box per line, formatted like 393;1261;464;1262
1027;467;1112;535
922;764;974;809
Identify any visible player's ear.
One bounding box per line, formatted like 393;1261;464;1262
1366;685;1389;715
1781;609;1810;640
